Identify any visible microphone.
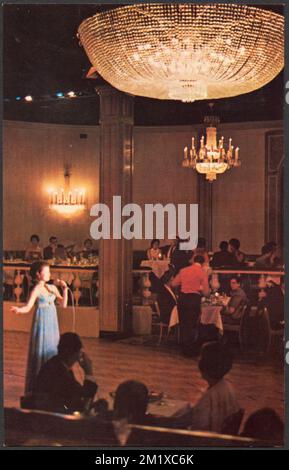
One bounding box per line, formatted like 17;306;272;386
55;278;68;288
55;278;71;292
54;279;76;332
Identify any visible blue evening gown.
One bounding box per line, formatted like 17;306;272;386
25;289;60;393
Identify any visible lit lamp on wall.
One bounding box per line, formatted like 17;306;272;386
49;164;86;215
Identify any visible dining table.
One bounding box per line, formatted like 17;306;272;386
168;297;229;335
107;394;191;418
147;398;191;418
140;259;170;279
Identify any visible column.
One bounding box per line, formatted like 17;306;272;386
198;174;213;251
96;85;134;332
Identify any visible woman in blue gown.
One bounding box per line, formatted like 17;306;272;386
11;261;68;393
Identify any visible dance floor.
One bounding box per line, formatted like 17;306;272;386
4;331;284;429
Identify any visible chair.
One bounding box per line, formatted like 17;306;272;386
80;279;93;306
261;307;284;354
221;408;245;435
154;301;180;345
222;303;249;352
154;301;170;345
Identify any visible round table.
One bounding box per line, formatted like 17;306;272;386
169;303;224;333
140;260;170;279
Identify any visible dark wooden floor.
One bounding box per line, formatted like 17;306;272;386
4;331;284;428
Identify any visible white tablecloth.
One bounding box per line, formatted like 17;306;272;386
140;260;170;278
169;304;223;333
201;305;223;333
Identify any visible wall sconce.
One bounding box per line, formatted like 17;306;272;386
49;164;86;215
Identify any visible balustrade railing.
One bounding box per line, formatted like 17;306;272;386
3;263;155;307
3;264;99;307
3;262;284;308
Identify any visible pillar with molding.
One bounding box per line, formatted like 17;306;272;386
96;85;134;332
198;175;213;251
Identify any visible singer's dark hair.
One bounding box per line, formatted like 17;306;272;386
30;261;50;283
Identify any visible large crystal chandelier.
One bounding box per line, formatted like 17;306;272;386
78;4;284;102
183;114;240;182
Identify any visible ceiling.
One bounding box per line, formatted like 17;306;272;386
3;3;284;126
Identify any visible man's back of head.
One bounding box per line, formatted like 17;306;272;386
58;332;83;357
193;254;205;265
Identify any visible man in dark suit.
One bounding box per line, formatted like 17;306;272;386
34;332;98;413
210;241;236;268
169;237;190;274
43;236;58;260
157;272;178;325
258;276;284;330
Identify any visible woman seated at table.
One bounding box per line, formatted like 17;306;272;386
24;234;43;261
221;276;247;324
147;239;163;260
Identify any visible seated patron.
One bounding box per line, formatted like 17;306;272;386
255;244;275;268
222;276;247;324
265;241;282;267
44;237;70;261
34;332;98;413
228;238;246;266
258;276;284;330
43;236;58;260
189;342;240;433
211;241;235;268
55;244;68;260
147;239;163;260
81;238;98;259
25;234;43;261
112;381;154;446
193;237;210;265
157;271;178;326
241;408;284;443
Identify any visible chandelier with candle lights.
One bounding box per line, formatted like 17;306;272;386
49;164;85;215
183;114;240;182
78;4;284;103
